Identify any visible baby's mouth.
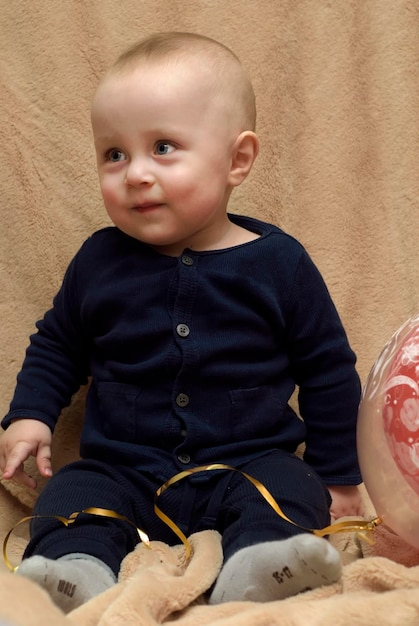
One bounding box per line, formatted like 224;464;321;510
132;202;164;212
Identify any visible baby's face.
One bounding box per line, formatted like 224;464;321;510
91;61;241;255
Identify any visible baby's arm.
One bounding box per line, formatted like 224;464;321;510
0;419;52;489
327;484;363;521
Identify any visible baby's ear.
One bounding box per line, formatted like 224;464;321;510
228;131;259;187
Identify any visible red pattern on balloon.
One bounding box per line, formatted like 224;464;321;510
383;325;419;494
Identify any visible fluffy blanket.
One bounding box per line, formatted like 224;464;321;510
1;0;418;624
3;510;419;626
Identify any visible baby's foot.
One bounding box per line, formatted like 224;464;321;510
209;534;341;603
17;553;116;613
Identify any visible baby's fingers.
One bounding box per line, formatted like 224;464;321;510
3;463;37;490
36;443;52;478
2;441;37;488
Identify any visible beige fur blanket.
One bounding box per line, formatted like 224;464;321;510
1;0;419;623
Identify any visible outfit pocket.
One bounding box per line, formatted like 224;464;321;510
229;385;284;440
96;381;140;443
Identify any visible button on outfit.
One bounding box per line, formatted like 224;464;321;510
176;393;190;407
177;454;191;464
176;324;190;337
181;255;194;266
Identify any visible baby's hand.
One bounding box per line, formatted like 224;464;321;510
327;484;364;521
0;419;52;489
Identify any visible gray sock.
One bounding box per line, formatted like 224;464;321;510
17;553;116;613
209;534;342;604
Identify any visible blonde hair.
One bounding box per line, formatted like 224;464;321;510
110;32;256;131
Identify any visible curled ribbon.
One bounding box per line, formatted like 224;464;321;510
2;507;151;572
3;463;382;571
154;464;382;558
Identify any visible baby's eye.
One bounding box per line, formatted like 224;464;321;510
106;149;126;162
154;142;175;156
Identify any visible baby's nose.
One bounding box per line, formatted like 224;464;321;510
125;157;155;186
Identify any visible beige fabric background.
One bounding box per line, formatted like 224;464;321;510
0;1;418;623
0;0;418;494
1;0;418;398
1;0;418;510
1;0;418;409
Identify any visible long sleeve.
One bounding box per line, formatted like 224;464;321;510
284;250;361;484
3;252;90;431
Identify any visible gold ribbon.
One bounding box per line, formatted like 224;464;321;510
154;464;382;557
3;464;382;571
3;508;151;572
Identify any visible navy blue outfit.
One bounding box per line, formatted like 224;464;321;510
2;214;361;574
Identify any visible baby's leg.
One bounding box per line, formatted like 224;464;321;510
209;451;339;603
17;459;151;612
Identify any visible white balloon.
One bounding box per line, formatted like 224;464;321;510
357;315;419;549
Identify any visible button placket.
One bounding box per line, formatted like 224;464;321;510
171;252;197;467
